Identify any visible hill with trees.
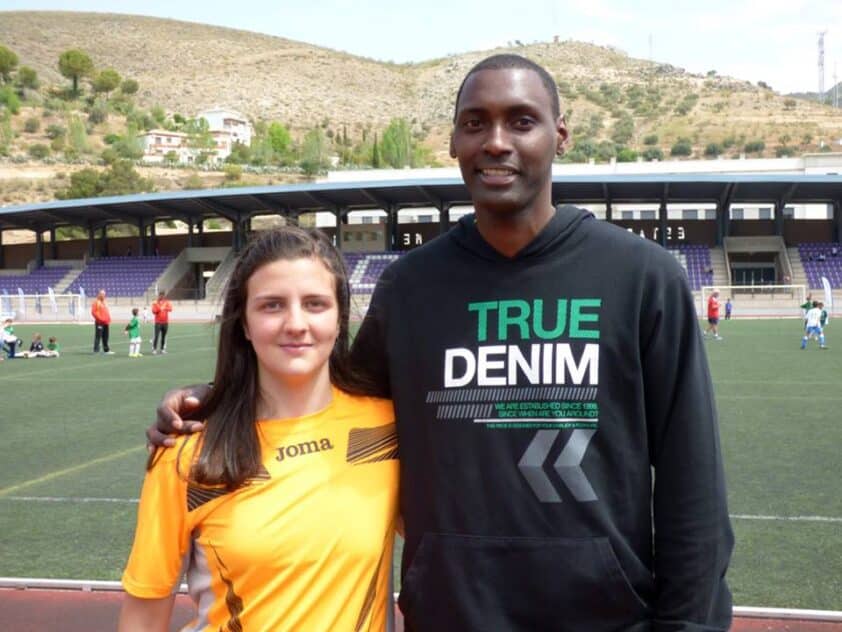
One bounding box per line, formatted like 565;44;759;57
1;10;841;207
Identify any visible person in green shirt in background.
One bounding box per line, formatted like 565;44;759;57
124;308;143;358
45;336;60;358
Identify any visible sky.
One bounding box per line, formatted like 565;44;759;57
1;0;841;94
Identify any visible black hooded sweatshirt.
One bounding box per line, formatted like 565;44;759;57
351;206;733;632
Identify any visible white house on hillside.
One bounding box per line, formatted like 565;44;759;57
139;107;253;164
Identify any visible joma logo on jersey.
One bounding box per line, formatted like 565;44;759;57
276;438;335;462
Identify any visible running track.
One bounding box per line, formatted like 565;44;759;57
2;589;842;631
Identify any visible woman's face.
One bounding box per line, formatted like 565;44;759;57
243;256;340;391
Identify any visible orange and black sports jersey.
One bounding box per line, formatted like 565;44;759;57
123;388;398;631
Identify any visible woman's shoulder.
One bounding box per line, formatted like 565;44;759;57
334;389;394;424
149;432;203;473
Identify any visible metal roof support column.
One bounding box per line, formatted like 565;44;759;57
35;230;44;268
832;200;841;244
715;203;726;246
658;200;668;248
137;219;146;256
774;200;785;237
605;200;613;222
150;221;158;256
100;226;108;258
49;228;58;261
87;224;96;258
388;206;399;250
0;230;4;268
438;203;451;236
187;218;194;248
197;218;204;247
334;207;346;252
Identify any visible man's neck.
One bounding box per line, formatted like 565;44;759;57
474;203;556;258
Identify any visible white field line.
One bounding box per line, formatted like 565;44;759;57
730;513;842;523
0;578;841;622
0;445;146;497
1;342;215;380
2;495;841;526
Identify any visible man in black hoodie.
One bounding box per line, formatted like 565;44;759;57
150;55;733;631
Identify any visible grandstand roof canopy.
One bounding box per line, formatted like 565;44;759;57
1;174;840;232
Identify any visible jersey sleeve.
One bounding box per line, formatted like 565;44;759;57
640;271;734;629
122;447;193;598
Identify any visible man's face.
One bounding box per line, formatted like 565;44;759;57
450;67;566;217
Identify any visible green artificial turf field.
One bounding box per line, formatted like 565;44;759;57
0;318;840;609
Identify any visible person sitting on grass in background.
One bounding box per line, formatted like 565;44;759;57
44;336;60;358
125;308;143;358
119;227;398;632
19;333;53;359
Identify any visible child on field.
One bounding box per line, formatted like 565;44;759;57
45;336;60;358
19;333;47;358
2;318;22;358
125;308;143;358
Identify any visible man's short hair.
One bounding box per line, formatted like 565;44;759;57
453;54;561;122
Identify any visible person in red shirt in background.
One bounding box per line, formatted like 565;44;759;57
91;289;114;354
151;291;173;354
704;288;722;340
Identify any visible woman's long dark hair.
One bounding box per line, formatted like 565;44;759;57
186;226;374;490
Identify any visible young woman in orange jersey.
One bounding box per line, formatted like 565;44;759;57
119;227;399;631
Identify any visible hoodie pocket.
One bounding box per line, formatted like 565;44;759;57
399;533;650;632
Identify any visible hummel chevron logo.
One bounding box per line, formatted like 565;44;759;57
517;429;597;503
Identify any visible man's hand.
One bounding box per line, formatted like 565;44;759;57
145;384;211;450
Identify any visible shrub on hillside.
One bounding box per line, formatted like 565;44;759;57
670;138;693;157
744;140;765;154
28;143;50;159
704;143;723;157
642;147;664;161
223;164;243;182
643;134;659;145
616;147;638;162
47;123;67;139
17;66;38;90
24;117;40;133
0;85;21;114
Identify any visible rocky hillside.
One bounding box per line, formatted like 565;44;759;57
3;12;841;145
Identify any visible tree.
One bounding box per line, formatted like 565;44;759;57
17;66;38;90
267;122;292;157
92;68;121;95
381;118;413;168
300;127;328;175
0;45;18;83
120;78;139;95
58;49;94;94
56;160;153;200
371;132;381;168
704;143;723;157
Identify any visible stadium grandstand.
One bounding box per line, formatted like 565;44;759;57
1;158;841;322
